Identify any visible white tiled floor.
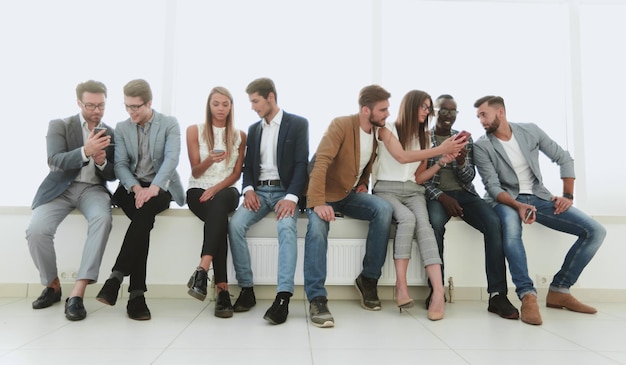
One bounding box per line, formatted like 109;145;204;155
1;296;625;365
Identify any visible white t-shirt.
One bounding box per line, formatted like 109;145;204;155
355;127;374;187
500;133;534;194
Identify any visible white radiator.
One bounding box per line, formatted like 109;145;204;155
226;238;426;286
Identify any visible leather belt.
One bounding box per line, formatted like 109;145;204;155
257;179;281;186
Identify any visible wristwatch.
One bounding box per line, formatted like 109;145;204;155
437;161;447;168
563;192;574;200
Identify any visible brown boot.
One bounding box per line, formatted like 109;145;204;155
546;291;597;314
521;294;542;325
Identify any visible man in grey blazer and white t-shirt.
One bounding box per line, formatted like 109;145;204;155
473;95;606;326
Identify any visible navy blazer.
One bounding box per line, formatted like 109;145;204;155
31;114;115;209
242;111;309;200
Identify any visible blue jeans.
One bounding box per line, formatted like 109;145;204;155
427;190;508;295
304;191;393;301
228;185;298;293
495;194;606;299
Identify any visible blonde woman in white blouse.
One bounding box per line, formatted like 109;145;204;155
186;87;246;318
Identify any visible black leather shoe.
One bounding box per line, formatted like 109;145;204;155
214;290;234;318
233;287;256;312
65;296;87;321
127;295;151;321
263;292;291;325
488;294;520;319
96;278;121;306
32;287;61;309
187;268;208;301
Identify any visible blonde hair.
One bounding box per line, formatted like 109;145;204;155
204;86;237;163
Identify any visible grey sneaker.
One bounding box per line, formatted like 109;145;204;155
355;274;381;311
309;296;334;328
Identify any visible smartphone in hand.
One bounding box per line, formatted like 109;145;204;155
94;127;107;135
524;208;534;222
213;149;225;154
455;130;471;141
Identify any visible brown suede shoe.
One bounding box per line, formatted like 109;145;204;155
546;291;597;314
521;294;542;325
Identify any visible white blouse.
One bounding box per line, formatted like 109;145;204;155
374;122;422;183
188;124;242;190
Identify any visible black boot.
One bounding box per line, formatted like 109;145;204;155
215;290;234;318
187;267;208;301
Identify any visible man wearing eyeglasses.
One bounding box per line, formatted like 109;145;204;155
26;80;115;321
96;79;184;320
424;94;519;321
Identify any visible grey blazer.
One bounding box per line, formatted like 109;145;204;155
114;110;185;206
31;114;115;209
473;122;575;206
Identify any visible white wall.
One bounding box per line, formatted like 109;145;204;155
1;0;624;293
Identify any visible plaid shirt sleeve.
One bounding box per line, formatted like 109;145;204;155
423;131;443;200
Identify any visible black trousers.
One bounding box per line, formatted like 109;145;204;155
112;184;172;293
186;187;239;284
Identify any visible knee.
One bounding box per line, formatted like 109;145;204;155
26;220;53;241
396;214;416;230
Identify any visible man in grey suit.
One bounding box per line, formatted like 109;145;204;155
473;95;606;326
96;79;184;320
26;80;115;321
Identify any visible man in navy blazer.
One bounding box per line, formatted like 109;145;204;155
229;78;309;325
473;95;606;326
26;80;115;321
96;79;184;321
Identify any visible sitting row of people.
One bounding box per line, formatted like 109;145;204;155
26;78;605;329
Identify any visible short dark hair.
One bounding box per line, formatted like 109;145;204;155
123;79;153;103
474;95;505;109
246;78;277;102
76;80;107;100
358;85;391;109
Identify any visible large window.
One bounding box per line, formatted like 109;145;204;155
0;0;622;215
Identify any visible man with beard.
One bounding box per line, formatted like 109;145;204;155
473;95;606;326
26;80;115;321
228;78;309;325
424;94;519;321
303;85;395;328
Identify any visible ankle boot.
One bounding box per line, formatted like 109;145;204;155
187;267;208;301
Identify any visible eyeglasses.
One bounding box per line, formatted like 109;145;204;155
124;102;146;111
420;104;432;112
437;108;459;117
81;102;106;111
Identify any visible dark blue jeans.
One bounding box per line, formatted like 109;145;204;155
427;190;508;295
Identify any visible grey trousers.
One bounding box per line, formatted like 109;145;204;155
26;182;112;285
373;180;441;265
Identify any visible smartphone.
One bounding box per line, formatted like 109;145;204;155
94;127;107;135
524;208;534;222
455;130;471;141
213;149;225;154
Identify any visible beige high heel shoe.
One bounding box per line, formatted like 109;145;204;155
427;295;445;321
394;286;415;312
